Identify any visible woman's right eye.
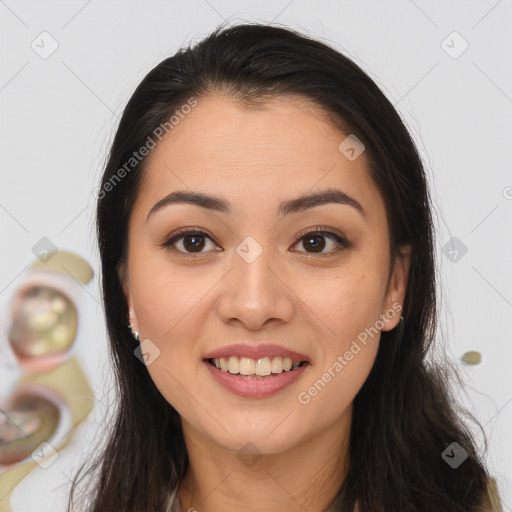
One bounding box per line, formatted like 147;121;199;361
160;229;221;255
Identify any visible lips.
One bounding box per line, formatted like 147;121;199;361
202;343;311;398
203;343;310;363
204;358;309;398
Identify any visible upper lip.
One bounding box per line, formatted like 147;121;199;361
203;343;310;362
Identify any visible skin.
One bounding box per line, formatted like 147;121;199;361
121;93;411;512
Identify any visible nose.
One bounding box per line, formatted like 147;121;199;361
216;238;294;331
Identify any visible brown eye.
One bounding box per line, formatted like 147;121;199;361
181;233;206;252
160;229;220;254
301;233;327;253
291;230;350;255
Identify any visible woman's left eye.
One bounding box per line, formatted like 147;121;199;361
160;228;350;256
290;231;349;254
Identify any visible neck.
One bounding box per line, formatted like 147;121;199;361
177;405;352;512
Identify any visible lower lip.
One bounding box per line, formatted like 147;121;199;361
204;360;309;398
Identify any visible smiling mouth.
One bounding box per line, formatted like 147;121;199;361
205;356;309;379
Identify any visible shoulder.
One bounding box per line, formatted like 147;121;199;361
477;477;503;512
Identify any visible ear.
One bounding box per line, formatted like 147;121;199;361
381;243;411;332
118;260;139;333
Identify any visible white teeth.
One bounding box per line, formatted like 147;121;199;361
228;357;239;374
211;356;303;376
239;357;256;375
255;357;271;376
271;357;283;373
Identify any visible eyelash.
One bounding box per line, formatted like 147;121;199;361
159;226;352;257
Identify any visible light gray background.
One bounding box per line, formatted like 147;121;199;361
0;1;511;510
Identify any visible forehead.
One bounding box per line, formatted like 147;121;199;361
148;93;350;168
133;93;384;223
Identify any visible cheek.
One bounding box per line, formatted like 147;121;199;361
299;264;385;341
294;266;384;399
129;259;212;395
296;273;382;414
135;281;208;422
130;257;208;342
302;339;379;424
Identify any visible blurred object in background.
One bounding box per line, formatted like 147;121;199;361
0;251;95;512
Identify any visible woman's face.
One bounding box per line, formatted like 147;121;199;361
122;94;410;455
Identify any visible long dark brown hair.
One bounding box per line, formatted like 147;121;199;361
67;22;492;511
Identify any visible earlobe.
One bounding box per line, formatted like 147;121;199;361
117;261;139;335
382;243;411;332
128;309;140;341
126;294;140;340
124;291;139;335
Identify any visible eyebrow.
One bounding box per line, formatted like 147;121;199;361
146;187;366;222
